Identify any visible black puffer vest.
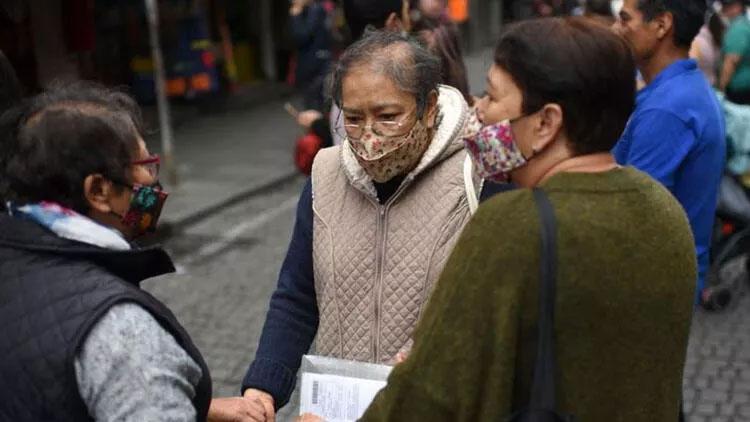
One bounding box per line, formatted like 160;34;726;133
0;214;212;421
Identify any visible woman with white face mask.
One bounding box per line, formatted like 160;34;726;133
347;17;698;422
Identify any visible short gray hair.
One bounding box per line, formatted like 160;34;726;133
330;30;442;117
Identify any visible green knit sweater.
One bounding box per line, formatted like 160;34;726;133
360;167;697;422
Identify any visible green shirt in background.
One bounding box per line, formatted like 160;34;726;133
360;168;697;422
723;15;750;92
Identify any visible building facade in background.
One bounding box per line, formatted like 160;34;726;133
0;0;290;103
0;0;501;104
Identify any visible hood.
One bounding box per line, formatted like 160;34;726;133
340;84;470;199
0;214;175;285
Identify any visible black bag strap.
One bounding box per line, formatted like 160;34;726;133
530;188;559;412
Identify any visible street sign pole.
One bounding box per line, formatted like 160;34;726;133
144;0;178;186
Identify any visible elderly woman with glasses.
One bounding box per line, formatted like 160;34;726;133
0;83;268;422
240;30;508;419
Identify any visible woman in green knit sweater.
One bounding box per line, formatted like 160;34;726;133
351;17;697;421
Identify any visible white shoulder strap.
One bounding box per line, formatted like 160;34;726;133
463;154;480;215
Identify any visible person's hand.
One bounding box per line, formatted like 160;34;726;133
207;397;268;422
243;388;276;422
297;413;326;422
390;339;412;365
297;110;323;129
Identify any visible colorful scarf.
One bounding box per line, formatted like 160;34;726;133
7;201;131;251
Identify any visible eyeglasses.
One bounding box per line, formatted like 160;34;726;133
337;109;417;140
132;155;160;177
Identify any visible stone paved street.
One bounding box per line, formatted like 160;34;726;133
682;261;750;422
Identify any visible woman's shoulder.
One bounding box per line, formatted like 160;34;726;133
622;167;691;217
465;188;539;242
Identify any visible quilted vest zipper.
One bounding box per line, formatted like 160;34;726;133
372;204;386;361
372;176;414;362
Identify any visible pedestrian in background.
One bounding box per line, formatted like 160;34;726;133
344;0;410;40
413;9;473;104
290;0;333;111
303;17;697;422
613;0;725;303
719;0;750;104
582;0;615;26
241;30;506;421
0;82;266;422
691;12;726;86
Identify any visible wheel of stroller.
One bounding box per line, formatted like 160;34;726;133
701;254;748;311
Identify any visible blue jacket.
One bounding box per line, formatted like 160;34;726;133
241;178;512;407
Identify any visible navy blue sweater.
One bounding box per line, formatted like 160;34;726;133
241;178;514;408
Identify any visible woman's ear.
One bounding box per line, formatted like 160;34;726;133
84;174;115;214
531;103;564;154
424;90;440;129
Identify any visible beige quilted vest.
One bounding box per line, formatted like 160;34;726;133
311;85;473;364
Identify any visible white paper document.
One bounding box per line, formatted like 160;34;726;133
299;355;393;422
300;372;387;421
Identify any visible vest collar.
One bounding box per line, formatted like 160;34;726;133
0;214;175;285
340;85;469;200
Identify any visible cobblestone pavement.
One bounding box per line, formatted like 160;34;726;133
683;259;750;422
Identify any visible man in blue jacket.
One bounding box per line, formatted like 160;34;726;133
613;0;726;302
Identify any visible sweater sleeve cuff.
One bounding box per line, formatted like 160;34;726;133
241;357;297;409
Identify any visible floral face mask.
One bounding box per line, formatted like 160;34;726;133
462;107;529;182
347;120;431;183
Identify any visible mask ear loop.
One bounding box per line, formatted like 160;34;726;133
508;108;545;162
106;180;136;224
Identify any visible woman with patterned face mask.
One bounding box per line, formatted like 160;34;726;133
0;83;267;422
345;18;699;421
240;30;507;419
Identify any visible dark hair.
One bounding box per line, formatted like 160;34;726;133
331;30;442;118
585;0;614;17
0;51;21;114
344;0;403;40
708;12;726;49
494;17;636;155
637;0;707;48
0;82;144;213
413;17;472;104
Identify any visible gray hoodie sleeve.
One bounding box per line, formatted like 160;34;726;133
74;302;203;422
